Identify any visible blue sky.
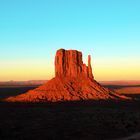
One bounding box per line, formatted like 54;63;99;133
0;0;140;80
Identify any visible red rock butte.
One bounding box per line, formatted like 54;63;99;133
4;49;130;102
55;49;94;79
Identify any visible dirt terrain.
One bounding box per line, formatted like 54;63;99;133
0;85;140;140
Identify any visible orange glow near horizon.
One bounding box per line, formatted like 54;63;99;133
93;57;140;81
0;58;140;81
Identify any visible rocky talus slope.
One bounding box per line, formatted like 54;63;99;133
4;49;130;102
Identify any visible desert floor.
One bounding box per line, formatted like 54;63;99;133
0;84;140;140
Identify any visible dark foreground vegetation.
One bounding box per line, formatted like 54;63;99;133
0;86;140;140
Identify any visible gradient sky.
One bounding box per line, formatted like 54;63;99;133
0;0;140;81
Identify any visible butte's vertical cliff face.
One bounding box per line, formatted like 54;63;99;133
55;49;94;79
4;48;130;102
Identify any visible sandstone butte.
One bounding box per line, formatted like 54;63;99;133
4;49;130;102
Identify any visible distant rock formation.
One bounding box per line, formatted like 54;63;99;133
4;49;130;102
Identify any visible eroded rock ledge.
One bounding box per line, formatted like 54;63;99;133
55;49;94;79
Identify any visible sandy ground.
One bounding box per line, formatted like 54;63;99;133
116;132;140;140
0;85;140;140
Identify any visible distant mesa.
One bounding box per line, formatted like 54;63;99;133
0;80;48;87
4;49;130;102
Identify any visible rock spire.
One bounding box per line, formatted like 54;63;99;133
55;49;94;79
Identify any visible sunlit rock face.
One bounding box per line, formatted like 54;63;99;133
55;49;94;79
4;49;130;102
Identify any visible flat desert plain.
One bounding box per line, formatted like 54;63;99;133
0;81;140;140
